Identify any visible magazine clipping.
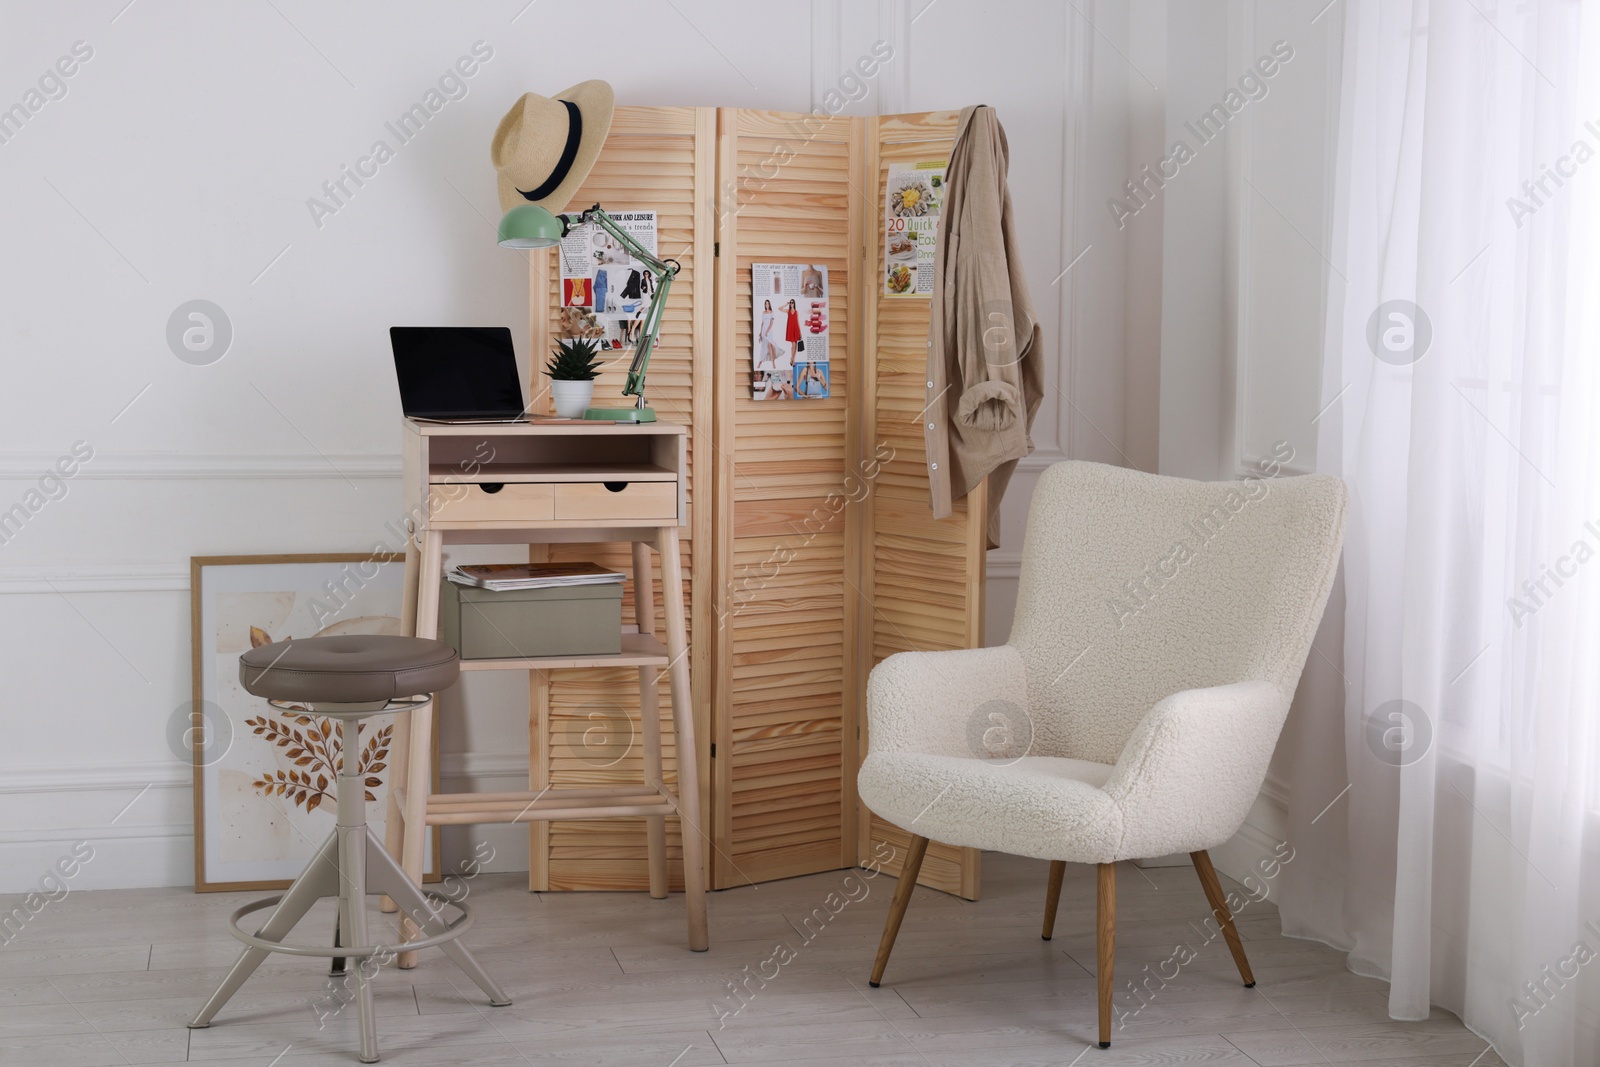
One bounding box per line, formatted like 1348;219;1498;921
557;210;659;350
751;262;830;400
883;161;946;297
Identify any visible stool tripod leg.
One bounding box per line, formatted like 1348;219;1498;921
365;830;511;1007
340;819;378;1063
382;533;422;917
331;910;346;977
189;832;341;1029
400;530;444;968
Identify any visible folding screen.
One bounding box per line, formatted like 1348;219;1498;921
523;105;983;897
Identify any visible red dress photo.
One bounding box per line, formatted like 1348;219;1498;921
785;305;802;345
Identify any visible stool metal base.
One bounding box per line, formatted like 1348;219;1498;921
188;825;509;1063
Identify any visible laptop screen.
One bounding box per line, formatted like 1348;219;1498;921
390;326;525;419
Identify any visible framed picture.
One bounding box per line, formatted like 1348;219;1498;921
189;554;439;892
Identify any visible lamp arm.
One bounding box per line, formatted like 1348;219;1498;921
565;204;680;405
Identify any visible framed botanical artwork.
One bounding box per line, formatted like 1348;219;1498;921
189;554;440;892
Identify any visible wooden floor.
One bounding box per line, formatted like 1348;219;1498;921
0;852;1501;1066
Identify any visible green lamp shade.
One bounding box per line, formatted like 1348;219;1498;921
497;204;565;248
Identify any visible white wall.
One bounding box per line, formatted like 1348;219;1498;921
0;0;1124;891
1144;0;1336;483
980;0;1139;635
1117;0;1341;890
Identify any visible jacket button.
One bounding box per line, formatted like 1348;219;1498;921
930;463;938;470
927;423;935;429
927;381;934;388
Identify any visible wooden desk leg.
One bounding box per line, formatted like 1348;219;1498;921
382;534;422;915
399;529;443;969
633;541;669;901
657;526;708;950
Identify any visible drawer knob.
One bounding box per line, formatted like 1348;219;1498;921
603;481;628;493
480;483;505;494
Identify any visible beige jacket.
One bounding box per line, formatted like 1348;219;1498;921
925;104;1042;549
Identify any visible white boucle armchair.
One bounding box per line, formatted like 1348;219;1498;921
859;460;1346;1048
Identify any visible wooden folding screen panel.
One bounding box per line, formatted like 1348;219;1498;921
709;109;866;888
857;111;986;900
522;106;984;895
527;107;715;890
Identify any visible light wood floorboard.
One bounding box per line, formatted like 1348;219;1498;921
0;853;1499;1065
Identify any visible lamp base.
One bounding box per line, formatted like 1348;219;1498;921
583;406;656;423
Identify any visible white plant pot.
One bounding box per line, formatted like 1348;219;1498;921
549;380;594;419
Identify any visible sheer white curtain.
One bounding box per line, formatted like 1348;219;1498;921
1279;1;1600;1065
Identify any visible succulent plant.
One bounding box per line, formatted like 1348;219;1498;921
545;337;603;381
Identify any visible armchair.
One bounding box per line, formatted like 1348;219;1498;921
859;460;1346;1048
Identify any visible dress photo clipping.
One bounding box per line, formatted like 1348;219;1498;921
751;263;830;400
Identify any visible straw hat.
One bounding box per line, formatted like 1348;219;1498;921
491;80;614;214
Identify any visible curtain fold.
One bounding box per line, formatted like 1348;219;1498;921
1282;1;1600;1065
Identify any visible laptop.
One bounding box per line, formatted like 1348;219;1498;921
390;326;530;423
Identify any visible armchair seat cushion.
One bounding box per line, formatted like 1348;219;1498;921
858;753;1124;864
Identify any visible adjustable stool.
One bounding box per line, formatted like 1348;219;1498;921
189;635;509;1063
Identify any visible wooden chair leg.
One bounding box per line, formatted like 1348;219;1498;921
868;835;929;987
1097;862;1115;1048
1042;860;1066;940
1191;850;1255;987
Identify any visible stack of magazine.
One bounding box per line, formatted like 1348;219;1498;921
446;562;626;592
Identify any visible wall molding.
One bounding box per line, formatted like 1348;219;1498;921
0;452;401;480
0;754;527;799
0;754;528;892
0;821;189;847
879;0;912;115
986;552;1023;581
1236;453;1315;479
1212;786;1290;905
0;564;191;594
1222;0;1256;481
1060;1;1095;463
810;0;844;112
1016;449;1069;473
0;760;189;795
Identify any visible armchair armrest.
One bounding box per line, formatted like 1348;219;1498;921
865;645;1028;759
1101;680;1288;859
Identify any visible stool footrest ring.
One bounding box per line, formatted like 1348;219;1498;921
226;892;474;958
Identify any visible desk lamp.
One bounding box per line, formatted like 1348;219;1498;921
498;202;679;423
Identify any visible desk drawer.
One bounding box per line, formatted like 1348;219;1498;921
554;481;677;522
430;482;554;523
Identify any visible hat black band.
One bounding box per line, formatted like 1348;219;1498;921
518;99;583;202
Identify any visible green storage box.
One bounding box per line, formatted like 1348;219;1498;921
439;579;623;660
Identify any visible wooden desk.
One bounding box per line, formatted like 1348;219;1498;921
386;418;707;964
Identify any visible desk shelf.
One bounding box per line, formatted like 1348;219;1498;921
455;633;669;671
391;416;707;961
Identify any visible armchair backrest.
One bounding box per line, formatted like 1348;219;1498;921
1010;461;1346;764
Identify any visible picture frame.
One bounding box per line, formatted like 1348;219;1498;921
189;554;440;892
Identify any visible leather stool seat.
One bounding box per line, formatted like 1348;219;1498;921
193;633;505;1062
239;635;459;704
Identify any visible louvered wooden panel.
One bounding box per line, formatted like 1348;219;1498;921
709;108;865;888
857;111;986;900
527;107;714;891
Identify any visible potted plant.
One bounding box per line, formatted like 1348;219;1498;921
545;337;602;417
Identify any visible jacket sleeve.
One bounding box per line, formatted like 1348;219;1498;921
952;110;1032;437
